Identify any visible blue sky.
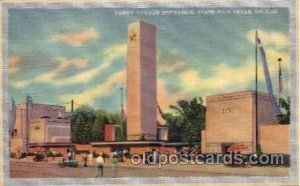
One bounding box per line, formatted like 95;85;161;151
8;8;290;112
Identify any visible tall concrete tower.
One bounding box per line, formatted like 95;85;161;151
126;21;157;141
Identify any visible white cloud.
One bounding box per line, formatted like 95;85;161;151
247;29;289;49
8;55;21;76
53;44;126;86
11;57;90;88
38;58;89;83
157;79;187;112
158;60;187;73
174;29;290;99
178;54;288;98
178;62;255;94
51;28;99;47
11;43;127;88
57;57;88;69
59;70;125;105
263;48;289;71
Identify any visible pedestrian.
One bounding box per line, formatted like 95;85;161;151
67;150;72;161
62;152;68;163
152;149;158;164
82;153;88;167
145;151;150;165
88;151;93;166
243;154;251;168
43;151;48;162
111;155;118;178
52;150;56;160
96;153;104;177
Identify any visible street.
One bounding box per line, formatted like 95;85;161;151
10;159;289;178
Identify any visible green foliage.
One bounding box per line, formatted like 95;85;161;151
181;122;198;142
72;96;206;144
164;113;182;142
72;105;96;144
277;97;290;124
71;105;126;144
164;97;206;143
121;119;127;141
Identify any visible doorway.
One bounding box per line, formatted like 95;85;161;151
221;143;232;153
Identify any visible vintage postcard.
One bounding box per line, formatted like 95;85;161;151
0;0;298;186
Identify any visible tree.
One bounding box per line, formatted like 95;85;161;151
92;110;124;142
277;97;290;124
181;122;199;142
121;119;127;141
92;109;110;141
164;97;206;143
164;113;182;142
72;105;127;143
72;105;96;144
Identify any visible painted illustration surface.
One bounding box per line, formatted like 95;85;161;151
6;7;291;179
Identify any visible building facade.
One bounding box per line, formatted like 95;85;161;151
126;21;157;140
157;126;169;141
10;103;70;153
259;124;289;154
104;124;116;142
30;118;70;144
201;91;278;153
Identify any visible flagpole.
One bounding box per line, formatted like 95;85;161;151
71;99;74;160
255;28;259;153
26;93;29;153
278;58;282;103
120;87;124;140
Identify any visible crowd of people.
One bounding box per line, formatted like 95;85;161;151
12;146;256;177
143;146;201;165
60;149;119;177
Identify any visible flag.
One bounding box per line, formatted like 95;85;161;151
257;37;281;116
157;101;165;120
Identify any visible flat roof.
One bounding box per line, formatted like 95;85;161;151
29;142;71;147
206;90;272;102
90;141;198;146
17;103;65;108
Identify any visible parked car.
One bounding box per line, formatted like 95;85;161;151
58;159;79;168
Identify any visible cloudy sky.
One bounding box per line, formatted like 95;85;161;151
8;8;289;112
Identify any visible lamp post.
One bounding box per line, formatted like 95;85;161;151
120;87;124;140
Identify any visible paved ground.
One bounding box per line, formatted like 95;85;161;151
10;159;289;178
